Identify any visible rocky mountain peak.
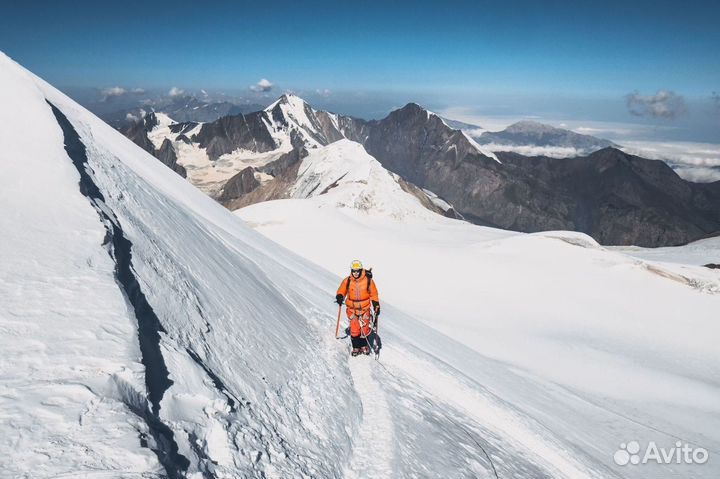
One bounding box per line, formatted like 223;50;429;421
505;120;556;134
267;93;309;112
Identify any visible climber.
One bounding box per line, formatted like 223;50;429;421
335;260;380;356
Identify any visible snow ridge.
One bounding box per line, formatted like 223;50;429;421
48;101;190;478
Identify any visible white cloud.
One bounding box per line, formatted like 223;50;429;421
99;86;145;101
483;139;720;182
250;78;273;92
168;86;185;97
483;143;585;158
315;88;332;97
125;108;147;124
621;140;720;183
100;86;126;101
463;128;487;137
625;90;687;119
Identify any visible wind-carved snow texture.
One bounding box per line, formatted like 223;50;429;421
47;101;190;478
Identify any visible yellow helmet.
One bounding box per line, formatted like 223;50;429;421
350;259;363;271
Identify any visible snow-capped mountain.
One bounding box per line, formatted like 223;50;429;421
289;139;457;219
475;120;617;156
220;139;459;219
119;94;720;247
117;95;462;219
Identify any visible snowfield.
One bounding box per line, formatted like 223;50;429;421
1;49;720;479
238;162;720;477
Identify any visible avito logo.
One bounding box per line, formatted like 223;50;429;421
614;441;708;466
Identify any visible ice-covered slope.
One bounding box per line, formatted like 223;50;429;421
239;194;720;477
4;51;610;479
289;139;451;220
0;51;365;478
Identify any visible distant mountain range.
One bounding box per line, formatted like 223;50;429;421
116;95;720;247
102;95;263;127
473;120;618;156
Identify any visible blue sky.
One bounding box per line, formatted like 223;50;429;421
1;0;718;141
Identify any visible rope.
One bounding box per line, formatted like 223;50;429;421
359;313;380;359
373;359;500;479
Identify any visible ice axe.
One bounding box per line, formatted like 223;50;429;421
334;303;344;339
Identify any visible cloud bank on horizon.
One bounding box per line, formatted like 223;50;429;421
625;90;687;119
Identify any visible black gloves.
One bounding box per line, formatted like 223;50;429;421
335;294;344;305
365;269;373;279
372;300;380;317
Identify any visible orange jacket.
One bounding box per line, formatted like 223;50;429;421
336;270;379;318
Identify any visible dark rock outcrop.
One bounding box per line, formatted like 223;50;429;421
121;112;158;154
224;149;308;210
168;121;198;135
156;139;186;178
193;111;277;161
121;113;187;178
217;167;261;203
344;103;491;187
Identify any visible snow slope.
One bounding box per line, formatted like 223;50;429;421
1;50;598;479
239;193;720;477
0;51;367;478
289;139;447;221
611;236;720;267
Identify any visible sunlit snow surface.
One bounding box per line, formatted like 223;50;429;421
2;49;720;479
239;196;720;477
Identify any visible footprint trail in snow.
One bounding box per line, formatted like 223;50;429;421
345;356;395;478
